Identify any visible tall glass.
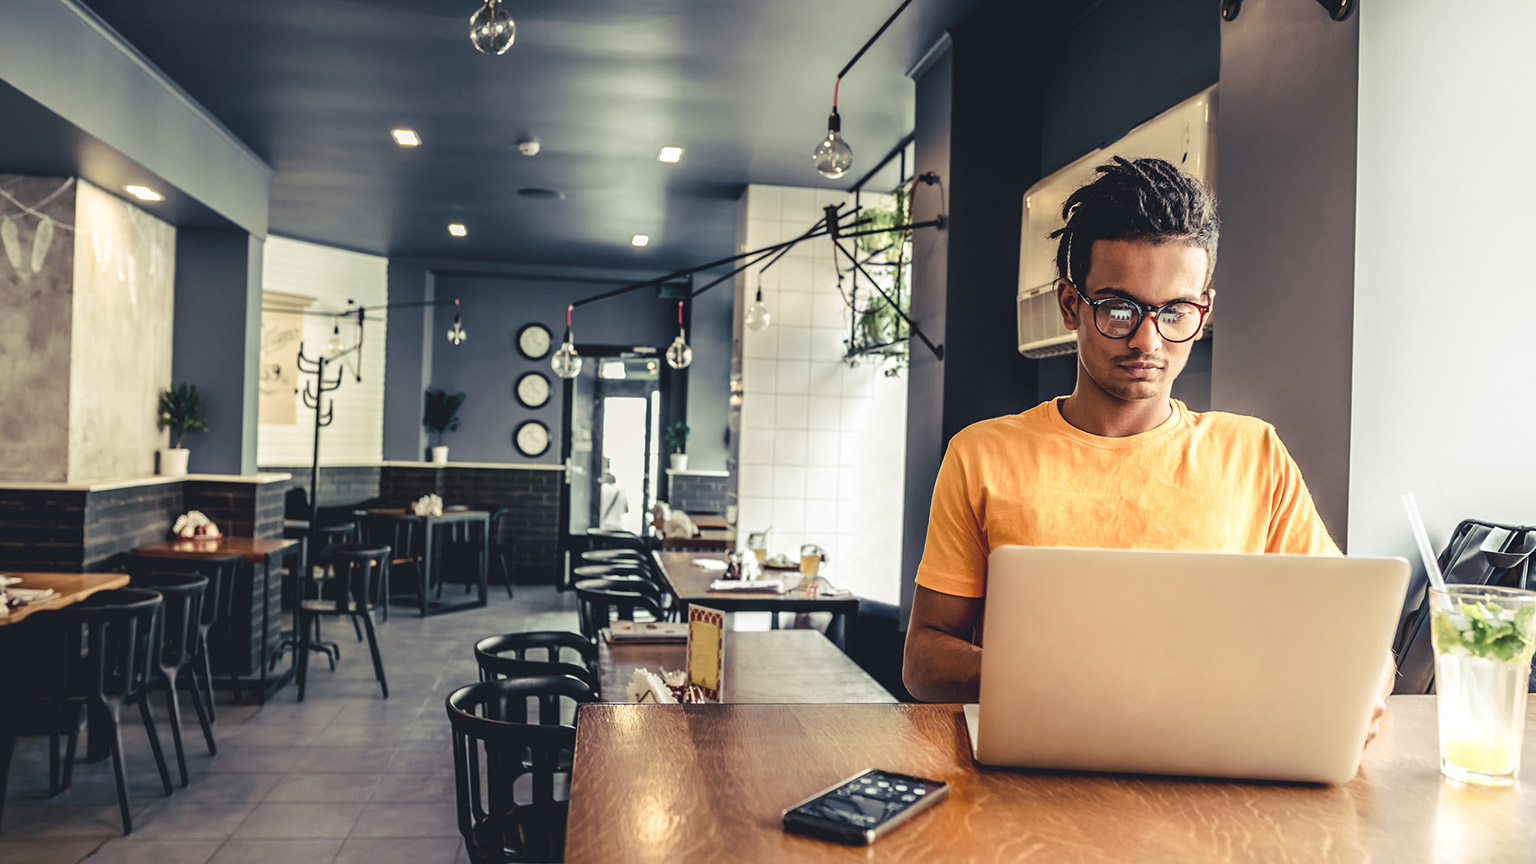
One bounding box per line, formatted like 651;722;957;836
746;531;768;565
1429;585;1536;786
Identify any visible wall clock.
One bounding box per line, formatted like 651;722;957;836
517;323;552;360
514;420;551;457
516;371;551;408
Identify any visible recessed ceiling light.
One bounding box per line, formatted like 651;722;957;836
631;234;650;247
658;146;684;163
448;223;468;237
124;185;163;202
392;128;421;147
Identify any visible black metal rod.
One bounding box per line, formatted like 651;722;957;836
837;0;916;81
834;238;943;360
838;218;944;240
847;131;916;194
259;298;459;318
689;212;873;300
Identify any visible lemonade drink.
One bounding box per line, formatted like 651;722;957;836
1429;585;1536;786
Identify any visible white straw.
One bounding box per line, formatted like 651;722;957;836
1400;493;1451;597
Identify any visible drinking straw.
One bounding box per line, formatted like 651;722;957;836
1401;493;1451;599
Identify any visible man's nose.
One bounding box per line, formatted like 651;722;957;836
1127;311;1163;354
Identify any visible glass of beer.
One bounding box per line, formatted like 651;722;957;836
746;531;768;565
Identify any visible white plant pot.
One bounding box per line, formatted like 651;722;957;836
669;453;688;472
158;448;190;476
431;446;450;465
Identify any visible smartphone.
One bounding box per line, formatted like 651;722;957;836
781;768;949;845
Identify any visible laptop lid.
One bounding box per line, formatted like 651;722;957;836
974;546;1409;784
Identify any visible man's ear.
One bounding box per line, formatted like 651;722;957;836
1196;287;1215;341
1056;279;1080;331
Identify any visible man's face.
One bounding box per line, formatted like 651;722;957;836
1055;238;1212;405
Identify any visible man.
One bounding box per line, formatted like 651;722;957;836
902;157;1386;737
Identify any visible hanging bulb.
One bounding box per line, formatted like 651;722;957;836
326;322;344;355
469;0;516;55
445;300;468;345
745;286;772;332
666;333;693;369
551;306;582;378
812;108;853;179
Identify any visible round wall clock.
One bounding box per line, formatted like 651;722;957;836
515;371;551;408
517;323;552;360
514;420;551;457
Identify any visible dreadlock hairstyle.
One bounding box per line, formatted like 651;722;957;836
1048;156;1220;290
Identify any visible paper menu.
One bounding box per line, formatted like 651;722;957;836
686;605;725;701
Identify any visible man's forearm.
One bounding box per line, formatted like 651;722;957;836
903;625;983;702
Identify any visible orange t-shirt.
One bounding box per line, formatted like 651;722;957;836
915;399;1340;599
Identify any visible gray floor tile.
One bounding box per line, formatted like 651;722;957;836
348;801;460;838
369;773;456;803
78;838;223;864
125;803;253;840
333;837;461;864
385;743;454;775
0;838;102;864
0;802;141;840
291;746;394;774
231;803;363;839
174;772;283;805
264;772;380;803
207;838;343;864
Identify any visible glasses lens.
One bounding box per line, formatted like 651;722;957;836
1095;300;1141;338
1093;299;1204;341
1154;301;1204;341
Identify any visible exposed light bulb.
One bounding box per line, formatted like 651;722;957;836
327;323;344;355
666;332;693;370
469;0;515;55
552;329;582;379
745;287;772;332
812;108;853;179
446;315;467;345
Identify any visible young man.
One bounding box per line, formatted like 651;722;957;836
902;158;1382;726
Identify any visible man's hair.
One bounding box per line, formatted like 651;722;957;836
1048;156;1219;290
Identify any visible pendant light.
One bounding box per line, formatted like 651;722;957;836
445;299;468;345
469;0;516;55
551;305;583;378
326;322;345;355
744;280;772;332
812;78;854;179
666;301;693;369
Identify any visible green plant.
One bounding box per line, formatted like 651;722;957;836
663;421;689;453
423;388;467;446
157;383;209;449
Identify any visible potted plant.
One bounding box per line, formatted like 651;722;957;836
423;387;466;464
156;383;208;476
664;420;690;472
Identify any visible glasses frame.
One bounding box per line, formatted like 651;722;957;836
1070;283;1211;344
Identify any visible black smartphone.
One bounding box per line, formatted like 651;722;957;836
781;768;949;845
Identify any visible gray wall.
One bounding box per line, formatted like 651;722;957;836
381;262;434;461
173;228;263;475
1211;1;1358;547
685;272;733;471
1348;3;1536;553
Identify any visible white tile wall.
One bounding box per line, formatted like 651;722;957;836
736;185;908;604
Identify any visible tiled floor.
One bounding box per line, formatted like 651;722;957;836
1;583;580;864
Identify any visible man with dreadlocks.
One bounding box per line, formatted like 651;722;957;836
902;158;1384;730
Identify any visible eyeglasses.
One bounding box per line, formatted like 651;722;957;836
1072;284;1210;343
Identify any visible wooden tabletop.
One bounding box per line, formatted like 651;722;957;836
364;508;488;521
689;514;731;530
565;696;1536;863
660;527;735;550
0;572;131;627
597;629;894;704
655;551;858;610
134;536;298;563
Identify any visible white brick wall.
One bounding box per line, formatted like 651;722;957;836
735;185;907;605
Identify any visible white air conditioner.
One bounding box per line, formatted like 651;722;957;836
1017;86;1218;358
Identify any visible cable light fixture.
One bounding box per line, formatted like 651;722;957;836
666;301;693;369
744;278;772;332
446;298;468;345
551;304;583;378
470;0;516;55
811;0;914;179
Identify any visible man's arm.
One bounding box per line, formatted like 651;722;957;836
903;585;984;702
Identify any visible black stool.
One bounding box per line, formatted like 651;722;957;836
131;572;217;786
297;545;391;701
0;588;174;835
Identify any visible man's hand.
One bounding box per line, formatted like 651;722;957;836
1364;655;1396;749
902;586;984;702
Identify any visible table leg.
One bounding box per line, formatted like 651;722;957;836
420;522;433;617
478;516;489;608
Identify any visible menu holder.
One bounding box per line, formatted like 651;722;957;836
606;621;689;643
687;605;725;702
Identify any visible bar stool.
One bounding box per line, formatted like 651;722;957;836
297;545;391;701
130;572;217;786
125;552;243;722
0;589;174;835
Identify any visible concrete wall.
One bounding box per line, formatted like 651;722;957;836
1348;2;1536;554
0;174;76;482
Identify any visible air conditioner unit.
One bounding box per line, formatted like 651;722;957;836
1017;86;1218;359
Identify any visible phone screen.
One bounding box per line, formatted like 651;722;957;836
782;769;948;844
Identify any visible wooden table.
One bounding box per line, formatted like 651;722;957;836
597;629;894;704
689;514;731;530
566;696;1536;863
134;536;301;703
654;551;860;648
365;508;490;616
660;526;735;551
0;572;130;626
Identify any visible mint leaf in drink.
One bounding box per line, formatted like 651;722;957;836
1431;598;1536;663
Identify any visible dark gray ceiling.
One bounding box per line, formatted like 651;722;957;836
76;0;983;272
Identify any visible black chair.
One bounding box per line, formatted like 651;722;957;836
446;676;596;863
573;578;669;642
578;548;649;567
123;552;242;723
474;632;598;690
130;572;217;786
297;545;391;701
488;506;515;599
0;589;174;835
363;513;427;620
846;598;913;702
585;528;650;555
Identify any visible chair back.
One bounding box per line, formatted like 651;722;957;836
32;588;163;704
362;514;425;567
474;632;597;686
579;548;648;566
446;676;594;863
285;487;311;520
326;545;392;611
129;572;209;671
573;578;665;641
585;528;648;554
571;562;652;583
124;552;241;630
487;506;510;549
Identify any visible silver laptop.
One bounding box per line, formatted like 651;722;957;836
964;546;1409;784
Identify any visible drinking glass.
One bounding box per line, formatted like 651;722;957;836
1429;585;1536;786
746;531;768;565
